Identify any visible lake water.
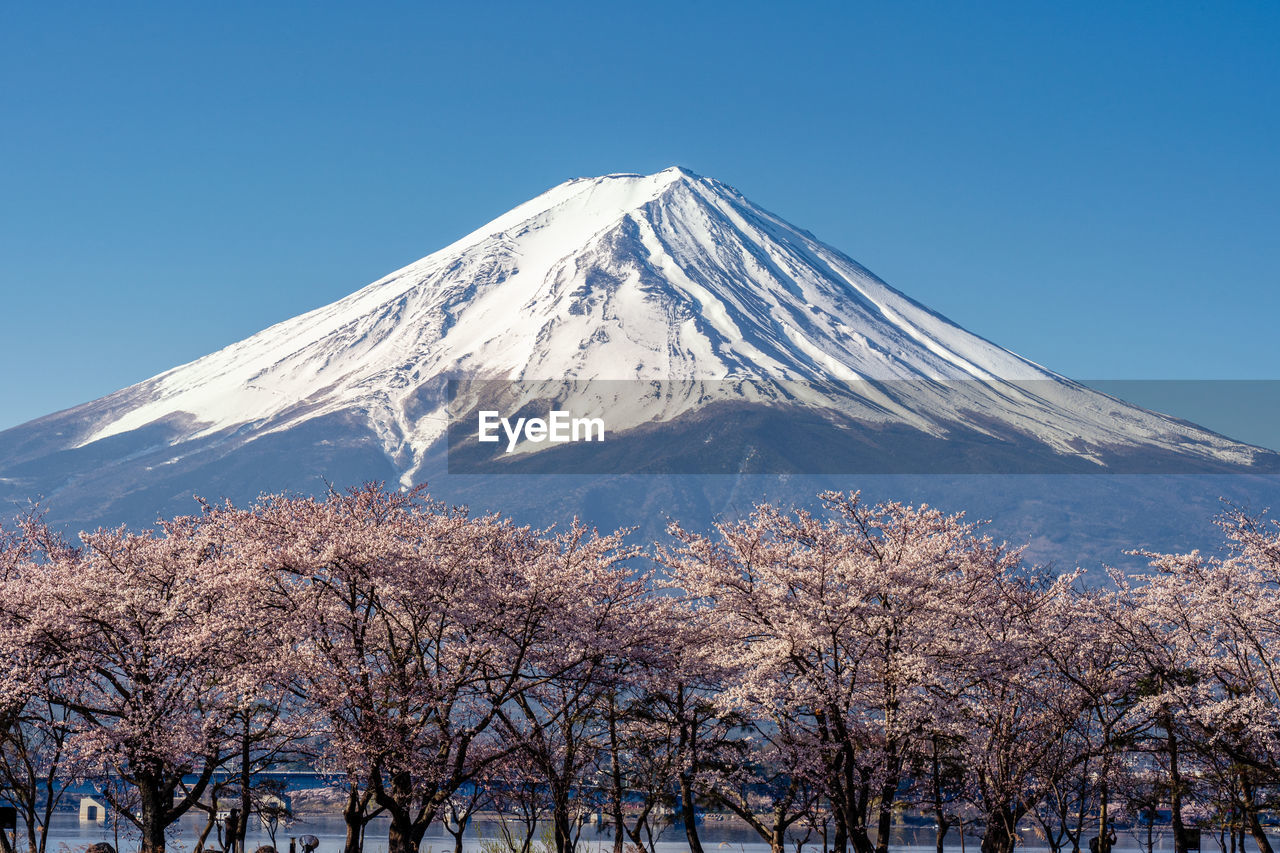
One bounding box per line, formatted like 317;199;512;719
27;811;1213;853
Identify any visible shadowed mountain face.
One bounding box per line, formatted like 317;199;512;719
2;168;1276;563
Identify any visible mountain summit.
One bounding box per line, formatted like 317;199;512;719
1;169;1275;530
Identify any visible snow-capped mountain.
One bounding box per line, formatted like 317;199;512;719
1;167;1276;535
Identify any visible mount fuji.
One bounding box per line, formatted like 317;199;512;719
1;168;1276;550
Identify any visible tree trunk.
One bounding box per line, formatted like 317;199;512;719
607;695;625;853
386;809;429;853
675;690;705;853
981;824;1015;853
1098;781;1111;853
1241;776;1275;853
1248;812;1273;853
552;795;575;853
195;807;217;853
238;718;252;853
344;816;364;853
678;770;705;853
383;772;428;853
980;808;1017;853
851;770;875;853
1068;755;1091;853
931;741;949;853
141;810;169;853
834;818;848;853
769;825;786;853
624;802;658;853
850;819;875;852
342;783;367;853
875;774;898;853
1172;712;1187;850
839;764;873;853
386;819;417;853
25;815;39;853
139;776;170;853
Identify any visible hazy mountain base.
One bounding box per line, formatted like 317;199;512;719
3;406;1276;571
434;470;1280;573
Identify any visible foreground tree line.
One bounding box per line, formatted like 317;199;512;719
3;485;1280;853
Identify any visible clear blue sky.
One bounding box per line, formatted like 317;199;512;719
2;1;1278;435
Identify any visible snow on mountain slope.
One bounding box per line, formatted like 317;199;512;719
38;167;1269;483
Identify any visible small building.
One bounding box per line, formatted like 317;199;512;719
80;797;107;823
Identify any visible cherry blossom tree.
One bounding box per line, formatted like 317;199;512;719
1130;506;1280;853
904;729;967;853
491;522;651;853
1029;580;1153;853
695;706;826;853
664;491;1034;853
217;485;509;853
441;777;493;853
0;514;84;853
220;485;643;853
1109;567;1206;853
486;750;552;853
942;567;1093;853
613;608;742;853
1;512;278;853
